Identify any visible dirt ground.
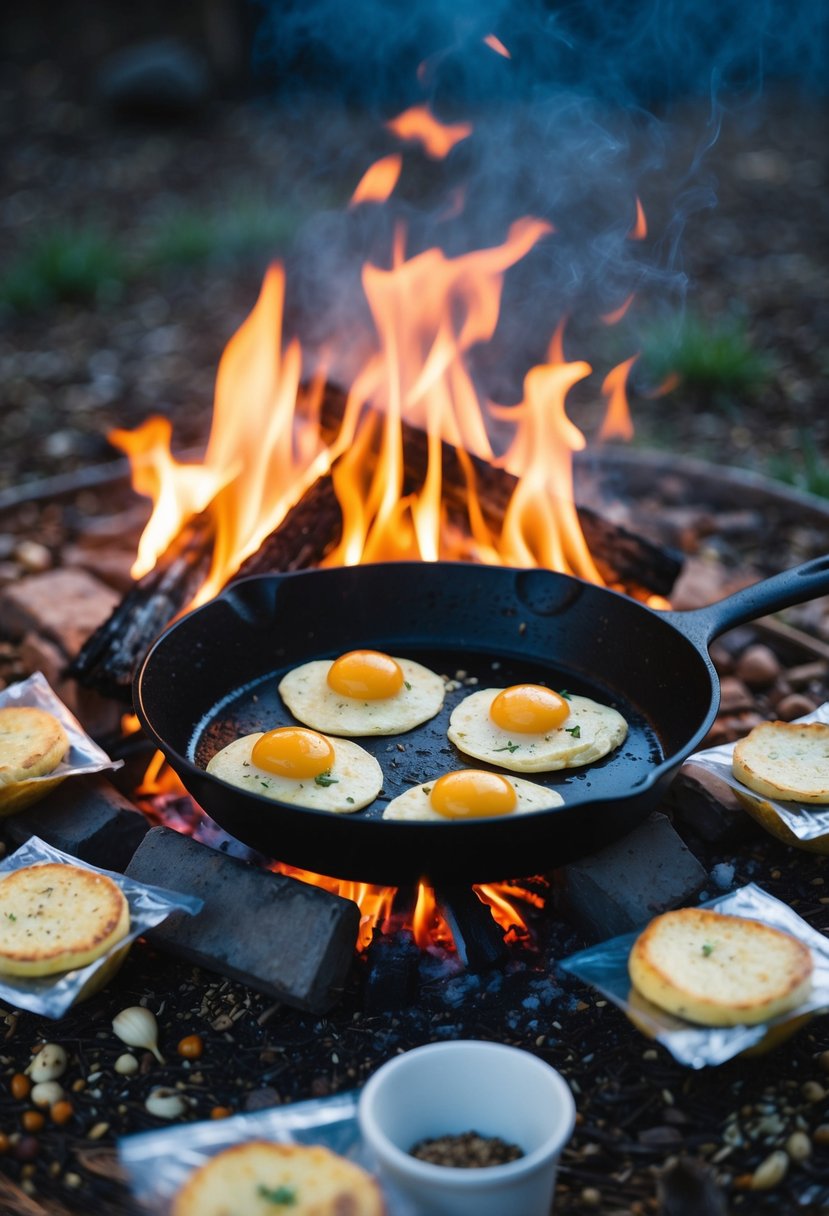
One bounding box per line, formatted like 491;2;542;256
0;56;827;500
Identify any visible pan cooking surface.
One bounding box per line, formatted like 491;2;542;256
191;647;664;820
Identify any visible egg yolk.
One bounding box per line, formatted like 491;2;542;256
327;650;404;700
251;727;335;779
430;770;517;819
489;684;570;734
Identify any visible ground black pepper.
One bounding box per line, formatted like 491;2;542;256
410;1130;524;1168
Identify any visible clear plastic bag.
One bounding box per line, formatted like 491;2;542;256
0;671;123;815
560;884;829;1068
0;836;203;1017
119;1090;418;1215
689;701;829;848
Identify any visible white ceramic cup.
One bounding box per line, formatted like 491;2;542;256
357;1039;576;1216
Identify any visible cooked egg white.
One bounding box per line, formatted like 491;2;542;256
206;727;383;813
383;768;564;821
278;650;445;736
447;685;628;772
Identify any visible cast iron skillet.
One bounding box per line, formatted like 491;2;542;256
135;557;829;884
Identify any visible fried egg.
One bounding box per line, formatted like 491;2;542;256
447;684;628;772
206;726;383;813
278;650;445;736
383;768;564;821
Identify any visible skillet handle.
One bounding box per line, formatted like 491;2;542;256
660;554;829;648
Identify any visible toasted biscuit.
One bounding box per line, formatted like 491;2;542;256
732;720;829;804
0;707;69;788
0;863;130;977
628;907;813;1027
172;1141;385;1216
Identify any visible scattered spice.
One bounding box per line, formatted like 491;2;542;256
10;1072;31;1100
177;1034;204;1060
410;1130;524;1168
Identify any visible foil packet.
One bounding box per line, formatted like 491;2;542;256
560;883;829;1068
0;671;123;815
119;1090;417;1216
689;701;829;849
0;836;203;1018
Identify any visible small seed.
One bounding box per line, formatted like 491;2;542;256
50;1100;74;1126
813;1124;829;1148
31;1081;63;1108
801;1081;826;1103
64;1173;82;1188
13;1136;39;1162
10;1073;31;1100
88;1122;109;1141
177;1035;203;1060
751;1150;789;1190
0;1132;10;1153
786;1131;812;1162
114;1053;139;1076
210;1106;233;1119
28;1044;67;1083
145;1087;187;1119
21;1111;45;1133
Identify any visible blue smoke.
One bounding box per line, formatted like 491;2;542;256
252;0;829;109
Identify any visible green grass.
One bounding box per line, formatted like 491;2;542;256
0;196;304;316
0;227;126;313
638;311;774;398
146;197;303;269
767;435;829;499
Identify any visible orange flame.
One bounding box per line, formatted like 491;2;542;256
324;217;555;566
628;196;647;240
598;355;637;442
350;154;403;207
483;34;511;58
600;292;635;326
112;265;330;601
385;106;473;159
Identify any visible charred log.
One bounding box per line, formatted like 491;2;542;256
68;511;215;701
70;383;681;699
435;884;510;971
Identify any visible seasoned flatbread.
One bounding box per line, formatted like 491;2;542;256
172;1141;386;1216
0;707;69;787
733;720;829;804
0;863;130;977
628;906;813;1027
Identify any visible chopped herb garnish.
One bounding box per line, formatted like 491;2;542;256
5;912;16;921
701;942;715;957
559;689;572;700
314;772;339;787
565;725;581;738
257;1183;297;1206
404;680;412;691
422;786;432;795
494;741;520;754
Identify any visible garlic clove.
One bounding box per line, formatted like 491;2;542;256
31;1080;64;1107
27;1044;68;1083
145;1087;187;1119
112;1006;165;1064
114;1052;139;1076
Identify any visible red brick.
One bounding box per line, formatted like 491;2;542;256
0;569;119;657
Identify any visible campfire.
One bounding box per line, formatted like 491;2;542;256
68;104;685;959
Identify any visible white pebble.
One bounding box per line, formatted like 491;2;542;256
31;1081;64;1107
114;1053;139;1076
145;1087;187;1119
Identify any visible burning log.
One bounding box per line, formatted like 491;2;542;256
435;884;510;971
70;384;681;700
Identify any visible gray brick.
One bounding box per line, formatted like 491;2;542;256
560;812;707;942
125;827;361;1013
1;774;148;871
